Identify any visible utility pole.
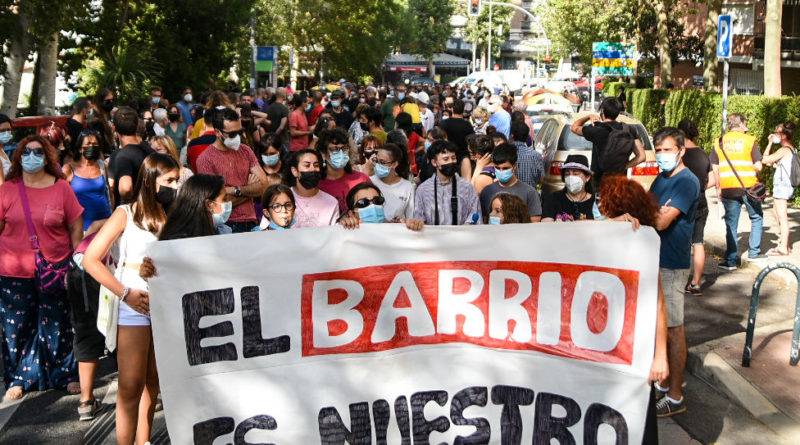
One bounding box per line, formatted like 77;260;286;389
488;0;493;71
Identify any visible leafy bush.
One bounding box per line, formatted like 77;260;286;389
603;82;634;99
626;89;668;135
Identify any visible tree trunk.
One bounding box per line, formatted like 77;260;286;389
1;9;31;117
36;32;59;115
703;0;721;92
764;0;783;97
655;0;672;88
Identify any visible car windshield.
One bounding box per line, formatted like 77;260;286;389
557;127;594;151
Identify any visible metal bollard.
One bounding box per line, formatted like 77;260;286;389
742;262;800;367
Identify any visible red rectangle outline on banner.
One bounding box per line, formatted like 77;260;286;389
300;261;640;365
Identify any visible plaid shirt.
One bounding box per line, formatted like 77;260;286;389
514;141;545;188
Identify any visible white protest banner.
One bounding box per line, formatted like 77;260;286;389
147;222;660;444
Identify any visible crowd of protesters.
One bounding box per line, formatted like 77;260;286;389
0;78;795;444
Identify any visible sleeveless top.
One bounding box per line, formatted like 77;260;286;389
117;205;158;292
71;172;111;230
775;146;796;184
0;153;10;177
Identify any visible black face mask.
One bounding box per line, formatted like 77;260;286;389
168;113;180;122
360;122;369;132
439;162;458;178
298;170;321;189
102;99;114;113
156;186;177;208
82;145;101;161
242;119;252;128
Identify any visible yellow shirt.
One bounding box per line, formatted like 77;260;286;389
402;103;421;124
191;118;206;139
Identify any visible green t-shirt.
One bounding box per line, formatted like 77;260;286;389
381;98;398;132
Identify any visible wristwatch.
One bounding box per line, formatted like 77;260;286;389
121;287;130;302
234;186;242;197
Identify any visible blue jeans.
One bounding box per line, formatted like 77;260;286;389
722;195;763;265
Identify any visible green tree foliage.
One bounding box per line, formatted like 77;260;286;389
406;0;455;63
457;0;514;63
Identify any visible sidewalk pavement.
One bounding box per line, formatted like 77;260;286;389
687;190;800;443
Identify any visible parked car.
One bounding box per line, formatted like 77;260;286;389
535;113;658;196
524;105;572;142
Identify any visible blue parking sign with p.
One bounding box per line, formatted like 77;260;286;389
717;15;732;59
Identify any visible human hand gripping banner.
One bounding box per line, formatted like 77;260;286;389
147;222;660;444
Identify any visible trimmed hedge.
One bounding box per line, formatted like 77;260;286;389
603;82;634;99
626;89;668;135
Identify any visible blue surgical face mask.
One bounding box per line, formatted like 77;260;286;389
0;131;12;144
358;205;385;223
495;168;514;183
374;163;391;178
489;216;502;225
656;152;678;172
331;100;341;108
424;141;432;151
329;151;350;169
305;104;312;112
397;93;405;100
21;153;45;173
592;200;607;220
262;154;280;167
269;218;295;230
212;200;233;226
152;96;161;105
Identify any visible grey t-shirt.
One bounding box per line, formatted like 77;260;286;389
479;179;542;219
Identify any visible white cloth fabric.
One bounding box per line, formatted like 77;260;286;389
117;204;158;326
370;175;415;220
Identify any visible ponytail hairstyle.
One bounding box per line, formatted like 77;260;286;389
132;153;180;233
377;142;410;179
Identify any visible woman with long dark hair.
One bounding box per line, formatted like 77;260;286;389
160;174;228;240
83;153;179;445
63;130;113;233
369;143;415;221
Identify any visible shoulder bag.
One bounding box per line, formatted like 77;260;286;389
718;138;766;202
17;180;72;296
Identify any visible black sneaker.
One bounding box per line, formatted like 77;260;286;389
656;396;687;417
685;283;703;296
718;262;737;271
78;399;101;421
747;254;768;262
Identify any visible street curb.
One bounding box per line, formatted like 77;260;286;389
687;321;800;441
704;240;796;287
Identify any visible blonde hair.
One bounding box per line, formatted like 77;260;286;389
472;106;490;120
150;135;180;165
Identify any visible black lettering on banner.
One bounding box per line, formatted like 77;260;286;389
193;417;234;445
183;289;237;366
240;286;291;358
411;391;450;445
233;414;277;445
490;385;534;445
451;386;490;445
533;392;581;445
373;399;391;445
394;396;412;445
318;402;372;445
583;403;628;445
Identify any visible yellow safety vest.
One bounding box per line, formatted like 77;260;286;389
714;132;758;190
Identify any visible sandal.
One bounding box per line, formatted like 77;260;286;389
66;381;81;395
766;247;790;256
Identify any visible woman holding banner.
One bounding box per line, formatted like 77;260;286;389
83;153;179;445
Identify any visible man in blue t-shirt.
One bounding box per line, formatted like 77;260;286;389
649;127;700;418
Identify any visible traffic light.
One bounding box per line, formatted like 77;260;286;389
468;0;481;16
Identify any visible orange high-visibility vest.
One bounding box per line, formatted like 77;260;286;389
714;132;758;190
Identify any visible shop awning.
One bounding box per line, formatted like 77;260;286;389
385;53;470;68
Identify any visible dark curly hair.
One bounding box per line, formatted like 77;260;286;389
491;192;530;224
597;175;658;227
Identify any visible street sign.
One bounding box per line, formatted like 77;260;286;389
717;15;732;59
468;0;481;16
591;42;636;77
254;46;277;72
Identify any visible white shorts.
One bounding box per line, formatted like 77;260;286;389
118;300;151;326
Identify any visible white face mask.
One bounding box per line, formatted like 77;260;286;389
564;175;585;194
223;134;241;150
773;135;782;144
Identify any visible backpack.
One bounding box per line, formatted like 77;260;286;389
789;147;800;188
597;123;637;174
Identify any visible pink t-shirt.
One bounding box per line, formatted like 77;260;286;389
318;171;370;214
291;188;340;228
0;179;83;278
289;110;310;151
196;143;259;223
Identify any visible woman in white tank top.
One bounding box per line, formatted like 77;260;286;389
763;122;797;256
83;153;179;445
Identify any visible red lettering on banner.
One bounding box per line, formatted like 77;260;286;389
300;261;640;365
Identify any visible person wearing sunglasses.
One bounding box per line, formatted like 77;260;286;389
256;184;297;231
0;135;84;401
369;143;415;221
344;182;423;231
196;107;268;233
317;128;369;214
355;134;383;177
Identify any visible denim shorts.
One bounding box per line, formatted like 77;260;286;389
773;178;794;200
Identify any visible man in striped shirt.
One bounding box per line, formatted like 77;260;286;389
413;141;481;225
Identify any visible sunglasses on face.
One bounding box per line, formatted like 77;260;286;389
221;129;244;138
22;146;45;156
354;196;385;209
269;202;295;212
79;130;99;137
328;144;348;153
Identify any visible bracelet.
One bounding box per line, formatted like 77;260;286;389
121;287;130;302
